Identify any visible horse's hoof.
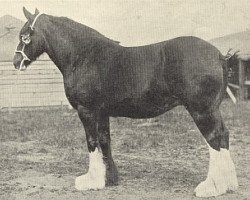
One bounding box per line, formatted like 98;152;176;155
105;162;119;186
75;173;105;191
194;177;226;197
195;147;239;197
75;148;106;191
194;176;238;197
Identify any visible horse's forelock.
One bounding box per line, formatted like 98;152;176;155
20;22;31;35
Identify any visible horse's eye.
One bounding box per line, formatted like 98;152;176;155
21;34;31;45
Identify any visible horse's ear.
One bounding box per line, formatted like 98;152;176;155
23;7;33;21
35;8;40;15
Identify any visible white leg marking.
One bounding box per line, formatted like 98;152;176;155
195;146;238;197
75;148;106;190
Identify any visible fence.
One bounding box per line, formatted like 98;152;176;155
2;58;249;109
228;58;250;100
0;60;70;108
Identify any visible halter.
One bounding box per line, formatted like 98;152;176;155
15;13;43;70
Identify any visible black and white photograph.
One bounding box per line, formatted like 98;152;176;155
0;0;249;199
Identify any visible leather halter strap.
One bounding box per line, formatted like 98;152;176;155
15;13;43;70
30;13;43;30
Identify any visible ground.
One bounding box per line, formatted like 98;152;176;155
0;99;249;200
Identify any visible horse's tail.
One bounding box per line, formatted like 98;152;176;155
221;48;239;82
220;49;239;102
224;48;240;61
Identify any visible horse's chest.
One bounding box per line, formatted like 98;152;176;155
63;70;101;107
64;78;78;104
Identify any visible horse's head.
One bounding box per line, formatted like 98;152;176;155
13;7;46;71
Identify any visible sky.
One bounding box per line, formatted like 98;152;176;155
0;0;250;46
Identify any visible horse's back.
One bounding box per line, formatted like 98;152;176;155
125;36;225;109
104;36;225;117
122;36;225;98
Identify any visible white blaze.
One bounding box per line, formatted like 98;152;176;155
195;145;238;197
75;148;106;190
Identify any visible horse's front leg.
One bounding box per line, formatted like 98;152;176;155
98;111;118;186
75;105;106;190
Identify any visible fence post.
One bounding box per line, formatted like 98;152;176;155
238;60;246;100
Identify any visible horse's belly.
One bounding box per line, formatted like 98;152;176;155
107;96;180;119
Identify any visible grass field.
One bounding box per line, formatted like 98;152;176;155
0;99;249;200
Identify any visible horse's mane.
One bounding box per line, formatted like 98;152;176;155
48;15;120;45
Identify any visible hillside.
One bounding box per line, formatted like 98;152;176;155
210;30;250;59
0;15;49;62
0;15;24;61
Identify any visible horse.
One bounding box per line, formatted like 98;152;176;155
13;7;238;197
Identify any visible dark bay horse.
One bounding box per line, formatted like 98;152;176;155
13;8;238;197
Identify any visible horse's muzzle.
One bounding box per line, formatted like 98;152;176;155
13;53;22;69
13;53;28;71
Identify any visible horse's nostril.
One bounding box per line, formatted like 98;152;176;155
13;60;18;68
13;54;22;69
13;60;18;69
14;63;19;69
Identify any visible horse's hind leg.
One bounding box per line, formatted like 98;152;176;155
188;108;238;197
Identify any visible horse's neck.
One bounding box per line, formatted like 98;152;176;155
43;30;72;74
44;16;111;74
42;21;85;75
